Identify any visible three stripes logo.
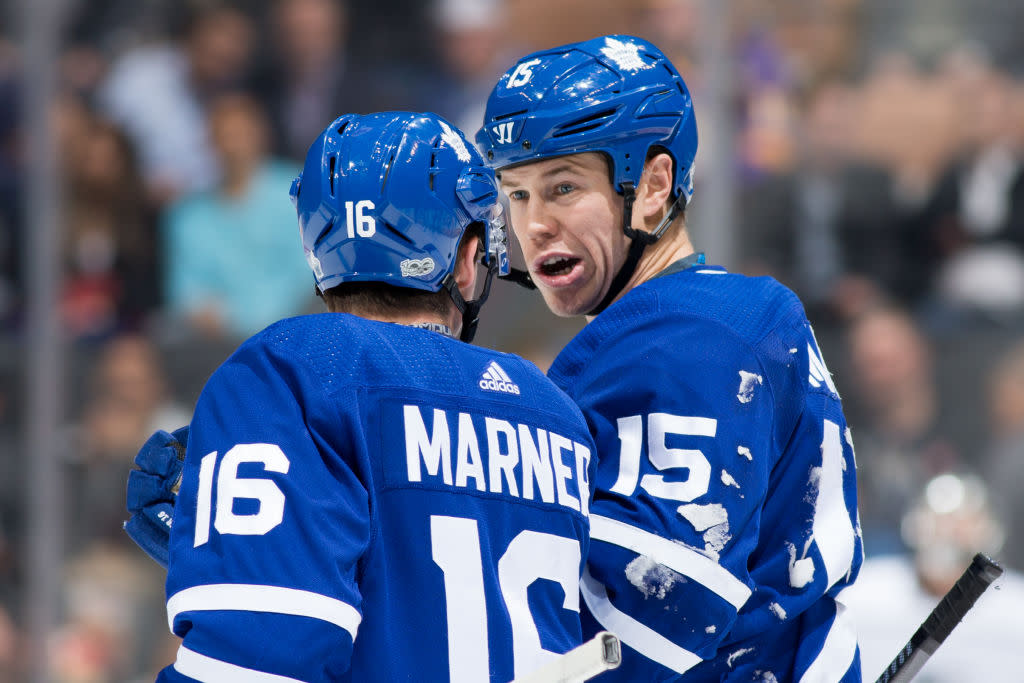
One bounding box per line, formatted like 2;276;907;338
479;361;521;395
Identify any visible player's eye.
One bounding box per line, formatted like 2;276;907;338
554;183;574;196
507;189;527;201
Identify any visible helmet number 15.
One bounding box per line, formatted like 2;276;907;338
507;58;541;88
345;200;376;238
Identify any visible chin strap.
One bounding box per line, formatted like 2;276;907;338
443;259;498;343
499;267;536;290
586;184;685;316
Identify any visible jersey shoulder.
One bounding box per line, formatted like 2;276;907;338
550;269;805;388
239;313;468;394
239;313;586;425
648;268;807;343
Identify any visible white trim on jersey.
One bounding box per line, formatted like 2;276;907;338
814;420;857;590
166;583;362;639
808;342;839;395
580;567;702;674
798;600;859;683
174;644;305;682
695;269;727;275
589;515;751;609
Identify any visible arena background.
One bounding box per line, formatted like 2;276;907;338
2;0;1024;680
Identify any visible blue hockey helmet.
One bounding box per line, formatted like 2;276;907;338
476;35;697;315
291;112;510;339
476;34;697;205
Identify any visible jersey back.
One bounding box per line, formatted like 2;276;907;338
160;314;595;683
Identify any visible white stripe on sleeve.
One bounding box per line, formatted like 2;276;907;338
798;600;859;683
174;644;306;682
166;583;361;640
580;567;702;675
589;514;751;609
814;420;856;589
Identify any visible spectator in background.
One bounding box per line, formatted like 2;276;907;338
843;305;961;555
251;0;409;161
57;335;185;681
908;49;1024;327
632;0;700;75
982;339;1024;572
842;473;1023;682
61;114;160;340
97;2;255;203
426;0;514;135
738;80;901;328
67;333;189;553
50;543;169;683
856;52;959;220
162;93;311;340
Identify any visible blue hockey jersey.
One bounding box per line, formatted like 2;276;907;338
159;313;595;682
548;262;863;682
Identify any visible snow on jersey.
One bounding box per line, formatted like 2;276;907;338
547;263;863;682
159;313;595;683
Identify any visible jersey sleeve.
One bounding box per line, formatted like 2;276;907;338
160;337;370;682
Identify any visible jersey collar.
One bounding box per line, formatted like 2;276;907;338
652;251;707;280
405;321;454;338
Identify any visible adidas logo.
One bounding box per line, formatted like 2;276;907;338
479;361;520;395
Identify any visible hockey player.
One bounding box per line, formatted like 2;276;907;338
474;35;863;681
127;111;596;682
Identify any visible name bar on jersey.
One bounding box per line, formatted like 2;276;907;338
402;404;590;516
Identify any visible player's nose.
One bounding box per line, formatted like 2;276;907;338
520;196;558;244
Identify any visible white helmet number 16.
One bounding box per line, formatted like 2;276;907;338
346;200;376;238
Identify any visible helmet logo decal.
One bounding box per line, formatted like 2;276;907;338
507;58;541;88
492;121;516;145
439;120;473;162
400;257;436;278
600;37;652;72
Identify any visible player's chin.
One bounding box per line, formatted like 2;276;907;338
538;286;595;318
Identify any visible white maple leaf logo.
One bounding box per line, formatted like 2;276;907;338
600;37;652;72
439;120;472;162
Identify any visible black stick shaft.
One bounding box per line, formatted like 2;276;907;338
875;553;1003;683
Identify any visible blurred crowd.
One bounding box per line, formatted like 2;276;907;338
1;0;1024;680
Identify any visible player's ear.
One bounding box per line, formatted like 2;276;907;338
636;153;675;222
454;232;482;300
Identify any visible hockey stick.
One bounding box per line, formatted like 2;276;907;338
875;553;1003;683
511;631;621;683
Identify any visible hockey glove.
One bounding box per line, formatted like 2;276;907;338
124;425;188;568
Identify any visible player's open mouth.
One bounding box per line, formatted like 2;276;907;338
537;256;581;278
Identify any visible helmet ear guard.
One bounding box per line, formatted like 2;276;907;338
456;167;510;279
458;165;537;290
